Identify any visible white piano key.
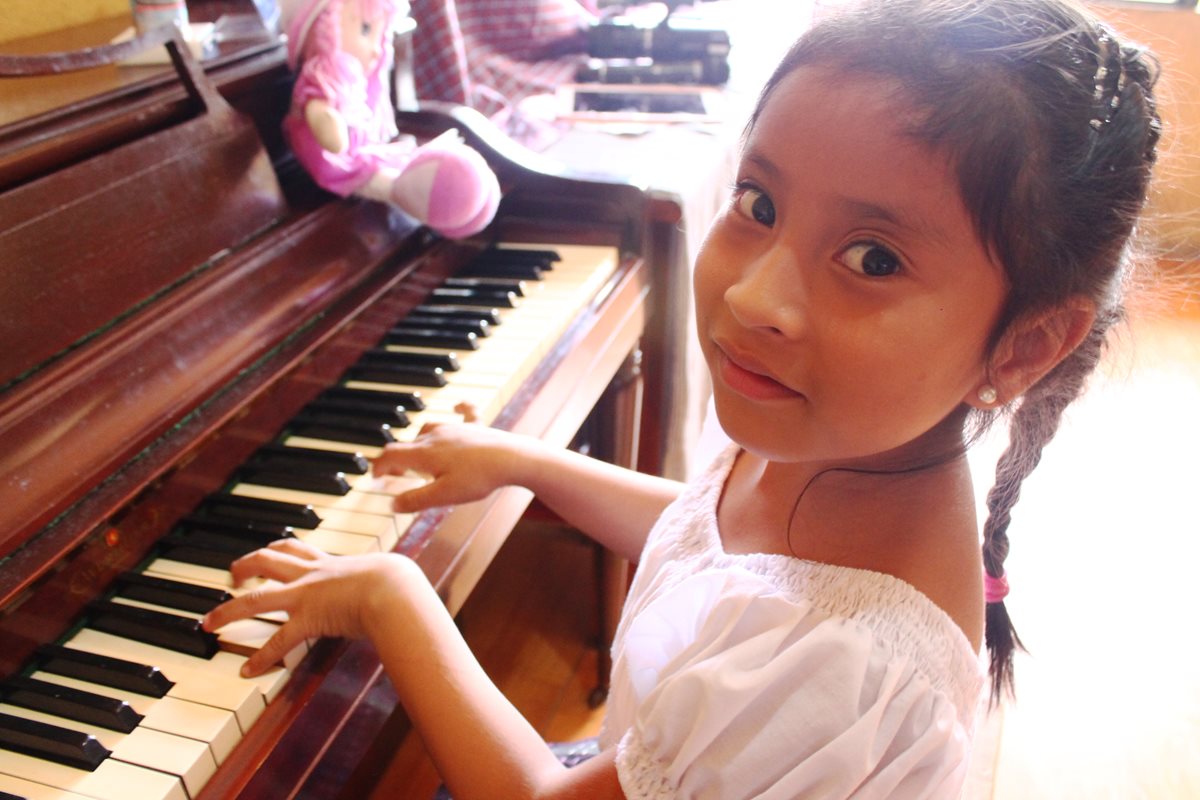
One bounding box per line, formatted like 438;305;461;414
281;435;384;458
226;485;417;551
295;526;386;555
0;705;214;799
64;629;277;721
105;598;304;670
28;672;240;765
0;748;186;800
339;383;499;425
229;482;398;517
346;473;426;496
138;560;289;624
383;341;538;378
139;561;290;625
0;773;94;799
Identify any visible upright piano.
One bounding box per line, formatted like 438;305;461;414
0;8;676;799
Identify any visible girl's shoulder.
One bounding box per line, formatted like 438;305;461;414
634;446;984;714
633;462;979;714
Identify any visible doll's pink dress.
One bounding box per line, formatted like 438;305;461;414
283;51;414;197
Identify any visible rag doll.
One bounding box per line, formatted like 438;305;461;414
281;0;500;237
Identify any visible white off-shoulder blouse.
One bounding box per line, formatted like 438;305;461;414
600;445;986;799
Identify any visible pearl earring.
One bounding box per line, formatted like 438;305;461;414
978;385;998;405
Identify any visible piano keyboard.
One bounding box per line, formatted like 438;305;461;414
0;242;620;800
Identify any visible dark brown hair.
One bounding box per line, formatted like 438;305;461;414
751;0;1161;702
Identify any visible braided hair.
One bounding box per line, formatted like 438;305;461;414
749;0;1162;703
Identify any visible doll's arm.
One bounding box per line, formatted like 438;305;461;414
304;98;350;154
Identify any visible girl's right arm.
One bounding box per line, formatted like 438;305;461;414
373;423;684;562
203;541;627;800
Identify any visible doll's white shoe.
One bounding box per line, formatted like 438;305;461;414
390;137;500;238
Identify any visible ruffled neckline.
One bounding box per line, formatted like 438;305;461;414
674;445;986;717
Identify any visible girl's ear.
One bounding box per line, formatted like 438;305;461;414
972;297;1097;407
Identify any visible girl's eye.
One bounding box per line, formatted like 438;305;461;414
838;242;902;277
732;185;775;227
361;22;374;36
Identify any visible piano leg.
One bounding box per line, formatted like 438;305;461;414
585;348;643;708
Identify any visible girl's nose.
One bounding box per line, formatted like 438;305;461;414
724;249;805;337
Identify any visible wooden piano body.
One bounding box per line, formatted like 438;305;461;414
0;9;676;798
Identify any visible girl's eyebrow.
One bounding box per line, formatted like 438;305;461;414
743;148;950;247
836;198;950;247
741;150;782;182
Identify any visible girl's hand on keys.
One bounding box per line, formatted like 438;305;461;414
373;423;540;513
202;538;415;677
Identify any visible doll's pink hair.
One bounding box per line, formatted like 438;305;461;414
296;0;400;120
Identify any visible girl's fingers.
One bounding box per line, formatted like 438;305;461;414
372;443;424;477
228;542;322;586
202;581;289;633
391;481;449;513
266;536;324;561
240;624;307;678
452;401;478;423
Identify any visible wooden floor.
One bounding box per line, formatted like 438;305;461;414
364;278;1200;800
967;282;1200;800
366;519;609;800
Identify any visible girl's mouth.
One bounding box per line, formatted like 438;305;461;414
716;346;802;402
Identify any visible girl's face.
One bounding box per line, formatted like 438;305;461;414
340;0;387;71
694;66;1008;468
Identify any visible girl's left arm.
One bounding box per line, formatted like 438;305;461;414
202;540;626;800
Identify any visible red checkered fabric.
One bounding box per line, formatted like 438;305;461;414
410;0;597;144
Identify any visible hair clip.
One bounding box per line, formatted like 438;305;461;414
985;571;1010;604
1089;30;1125;131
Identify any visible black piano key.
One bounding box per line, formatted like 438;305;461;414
0;791;26;799
306;397;411;427
34;646;173;699
237;465;352;496
443;276;526;297
197;494;322;529
163;527;291;560
471;249;559;271
289;415;396;447
344;363;447;388
0;711;110;771
383;326;479;350
158;542;238;571
1;677;142;734
403;314;491;338
249;442;371;474
481;246;560;263
429;287;516;308
358;349;460;372
177;514;296;543
412;304;502;326
309;397;411;427
320;387;425;413
113;572;232;615
456;262;544;281
87;601;219;660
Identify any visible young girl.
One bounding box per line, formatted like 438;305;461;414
204;0;1162;795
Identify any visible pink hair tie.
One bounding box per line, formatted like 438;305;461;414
985;572;1010;604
